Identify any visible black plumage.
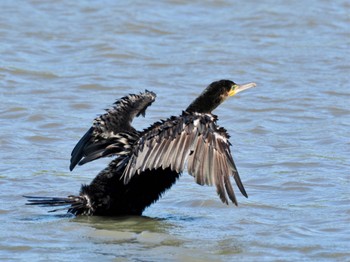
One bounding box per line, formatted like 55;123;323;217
25;80;256;216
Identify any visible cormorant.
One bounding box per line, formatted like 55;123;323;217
25;80;256;216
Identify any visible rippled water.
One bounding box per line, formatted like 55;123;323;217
1;0;349;261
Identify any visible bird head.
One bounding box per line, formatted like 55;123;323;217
186;80;256;113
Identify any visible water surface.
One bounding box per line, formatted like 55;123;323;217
1;0;349;261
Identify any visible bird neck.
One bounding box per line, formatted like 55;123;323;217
185;94;217;114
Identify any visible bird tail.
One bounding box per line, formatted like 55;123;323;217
24;195;91;215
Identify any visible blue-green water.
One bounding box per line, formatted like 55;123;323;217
1;0;349;261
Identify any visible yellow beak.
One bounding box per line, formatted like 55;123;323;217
229;82;257;96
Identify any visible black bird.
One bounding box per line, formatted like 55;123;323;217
25;80;256;216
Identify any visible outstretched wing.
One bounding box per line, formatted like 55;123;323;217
122;111;248;205
70;90;156;171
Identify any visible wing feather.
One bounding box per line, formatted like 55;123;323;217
70;91;156;171
122;111;248;204
173;131;188;172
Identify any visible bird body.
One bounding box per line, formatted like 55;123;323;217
26;80;256;216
